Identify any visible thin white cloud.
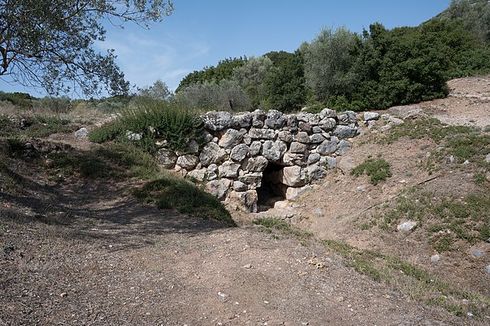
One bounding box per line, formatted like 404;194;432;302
95;30;210;91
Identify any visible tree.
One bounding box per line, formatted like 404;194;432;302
262;51;307;112
231;56;273;108
438;0;490;42
176;57;247;92
139;79;172;100
302;28;361;103
0;0;173;96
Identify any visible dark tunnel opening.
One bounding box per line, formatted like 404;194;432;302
257;162;286;211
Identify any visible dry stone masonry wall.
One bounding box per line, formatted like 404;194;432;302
156;109;360;212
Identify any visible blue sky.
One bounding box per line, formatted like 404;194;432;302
0;0;450;96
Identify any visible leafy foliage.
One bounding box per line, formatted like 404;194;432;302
176;57;248;92
302;28;361;104
138;80;172;100
134;176;235;226
0;0;173;96
262;51;307;112
89;99;204;152
176;51;307;113
436;0;490;42
231;56;273;108
0;91;34;108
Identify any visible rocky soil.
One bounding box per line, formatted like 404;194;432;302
1;76;489;325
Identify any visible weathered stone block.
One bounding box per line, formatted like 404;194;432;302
206;179;232;200
282;166;306;187
176;154;199;170
262;140;287;162
218;161;241;178
200;142;227;166
219;129;245;148
242;156;268;172
203;111;233;131
156;148;177;168
230;144;249;162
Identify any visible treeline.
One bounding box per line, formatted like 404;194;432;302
174;0;490;112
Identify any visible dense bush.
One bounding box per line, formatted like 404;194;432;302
231;56;273;108
176;51;307;113
172;1;490;113
176;57;247;92
0;91;34;108
302;28;360;104
134;176;236;226
89;99;204;152
262;51;307;112
301;17;490;111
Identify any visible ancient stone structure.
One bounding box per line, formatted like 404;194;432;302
156;109;360;212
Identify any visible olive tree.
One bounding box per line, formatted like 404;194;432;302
302;28;360;103
0;0;173;96
231;56;273;108
138;79;172;100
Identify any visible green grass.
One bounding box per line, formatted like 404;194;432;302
351;157;392;185
372;187;490;252
473;173;487;185
253;217;313;241
89;98;204;153
1;138;235;226
0;114;76;138
133;176;235;226
47;143;159;180
323;239;490;317
323;239;384;281
382;118;475;144
380;118;490;171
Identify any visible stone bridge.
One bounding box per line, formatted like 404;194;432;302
156;109;360;212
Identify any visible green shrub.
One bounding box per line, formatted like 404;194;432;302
352;158;392;185
47;143;159;180
134;176;235;226
0;91;34;108
88;120;123;143
35;96;73;113
89;99;204;152
0;114;74;138
176;57;248;93
262;51;307;112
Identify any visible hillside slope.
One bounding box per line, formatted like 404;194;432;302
1;76;489;324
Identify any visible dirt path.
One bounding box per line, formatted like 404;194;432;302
2;76;489;325
0;163;468;325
